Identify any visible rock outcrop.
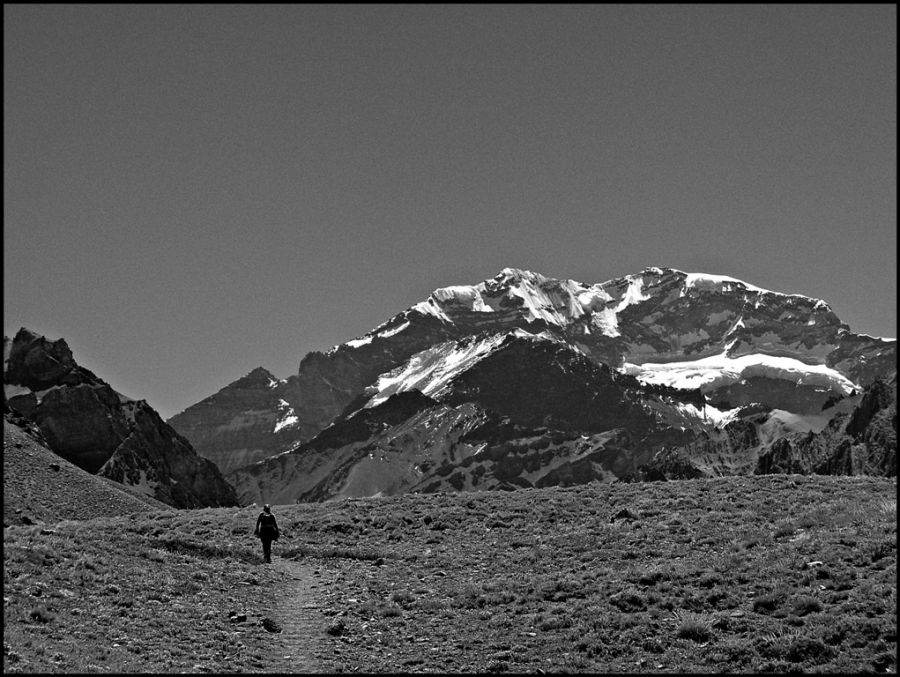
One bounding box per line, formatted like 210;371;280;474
4;328;238;508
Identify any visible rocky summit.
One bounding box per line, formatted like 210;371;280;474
167;267;895;504
3;328;238;509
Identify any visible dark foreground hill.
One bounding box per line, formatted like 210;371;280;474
3;328;238;509
3;475;895;673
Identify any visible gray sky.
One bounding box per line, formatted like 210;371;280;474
4;4;896;419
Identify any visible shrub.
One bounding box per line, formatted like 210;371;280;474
752;593;780;613
390;590;414;606
610;591;645;612
791;595;822;616
773;522;796;539
28;605;55;624
697;572;723;588
636;570;665;586
785;637;834;663
677;619;711;642
539;616;572;631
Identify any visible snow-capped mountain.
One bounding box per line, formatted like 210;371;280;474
167;267;896;500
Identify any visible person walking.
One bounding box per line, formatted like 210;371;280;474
254;504;279;563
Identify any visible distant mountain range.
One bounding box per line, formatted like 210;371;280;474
163;267;896;503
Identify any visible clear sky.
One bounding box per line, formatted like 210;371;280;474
4;4;896;420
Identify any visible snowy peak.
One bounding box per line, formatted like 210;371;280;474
415;266;841;335
411;267;615;330
340;267;847;352
321;266;888;415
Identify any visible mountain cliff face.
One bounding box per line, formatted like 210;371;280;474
168;267;896;503
4;328;238;509
166;367;309;475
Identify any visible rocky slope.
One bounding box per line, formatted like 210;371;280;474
3;410;171;525
4;328;238;509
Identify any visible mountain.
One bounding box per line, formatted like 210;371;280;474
169;267;896;502
229;331;704;504
162;367;306;475
4;328;239;509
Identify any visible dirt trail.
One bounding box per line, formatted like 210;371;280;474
256;555;331;673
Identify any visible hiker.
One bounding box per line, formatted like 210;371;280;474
254;504;280;563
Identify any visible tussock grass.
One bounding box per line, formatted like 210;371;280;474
3;474;896;673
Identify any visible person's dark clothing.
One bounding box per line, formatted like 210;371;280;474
254;510;279;563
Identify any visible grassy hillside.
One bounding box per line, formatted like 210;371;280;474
3;475;896;673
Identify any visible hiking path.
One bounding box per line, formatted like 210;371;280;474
255;555;331;673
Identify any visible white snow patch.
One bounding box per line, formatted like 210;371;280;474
725;317;746;338
345;335;373;349
592;306;620;337
411;298;452;322
673;402;744;428
856;333;897;342
622;352;858;395
616;276;650;312
365;335;504;407
364;329;551;408
576;287;614;312
422;270;618;330
684;272;771;295
348;318;413;348
379;320;410;338
274;399;299;433
431;286;495;312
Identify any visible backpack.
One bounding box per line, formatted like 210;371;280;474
259;512;279;540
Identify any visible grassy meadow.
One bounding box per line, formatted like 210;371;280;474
3;474;896;673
